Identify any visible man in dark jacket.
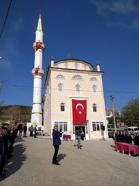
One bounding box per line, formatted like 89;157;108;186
23;124;27;137
33;125;37;138
127;132;132;144
7;124;16;159
0;126;5;178
52;126;63;165
29;125;33;136
134;132;139;146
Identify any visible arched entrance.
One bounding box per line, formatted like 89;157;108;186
74;125;86;140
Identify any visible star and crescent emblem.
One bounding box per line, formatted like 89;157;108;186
76;103;84;115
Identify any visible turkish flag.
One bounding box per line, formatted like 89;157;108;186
72;99;87;125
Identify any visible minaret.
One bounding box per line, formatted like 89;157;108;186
31;14;44;127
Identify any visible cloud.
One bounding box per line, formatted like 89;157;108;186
0;57;12;70
91;0;139;14
90;0;139;28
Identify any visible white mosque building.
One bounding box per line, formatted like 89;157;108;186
31;15;108;140
43;59;108;140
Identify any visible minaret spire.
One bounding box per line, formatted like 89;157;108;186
37;14;42;31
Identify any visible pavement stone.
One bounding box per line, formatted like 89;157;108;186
0;136;139;186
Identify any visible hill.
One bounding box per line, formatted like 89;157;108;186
0;105;32;123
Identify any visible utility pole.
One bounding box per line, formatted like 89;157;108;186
110;95;117;132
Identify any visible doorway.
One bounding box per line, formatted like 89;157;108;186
75;126;85;140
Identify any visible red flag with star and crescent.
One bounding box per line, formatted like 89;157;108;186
72;99;87;125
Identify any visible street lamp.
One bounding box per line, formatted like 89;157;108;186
110;95;117;132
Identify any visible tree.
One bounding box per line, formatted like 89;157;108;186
107;114;121;128
0;105;32;123
121;99;139;127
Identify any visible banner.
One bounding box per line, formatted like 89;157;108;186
72;99;87;125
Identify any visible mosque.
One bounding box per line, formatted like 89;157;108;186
31;15;108;140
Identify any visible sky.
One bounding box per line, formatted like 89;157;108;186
0;0;139;111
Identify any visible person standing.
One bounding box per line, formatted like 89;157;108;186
0;126;5;178
33;125;37;138
7;124;16;159
127;132;132;144
75;129;82;149
52;126;63;165
134;132;139;146
18;124;23;137
81;128;85;141
29;125;33;136
23;124;27;137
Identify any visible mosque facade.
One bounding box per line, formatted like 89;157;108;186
43;59;108;140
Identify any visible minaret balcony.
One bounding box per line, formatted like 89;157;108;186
32;68;44;76
33;42;44;51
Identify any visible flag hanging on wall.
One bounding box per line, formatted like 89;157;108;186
72;99;87;125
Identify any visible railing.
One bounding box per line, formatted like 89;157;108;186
63;134;71;141
115;142;139;156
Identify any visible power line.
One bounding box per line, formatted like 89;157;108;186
0;0;13;39
1;83;139;95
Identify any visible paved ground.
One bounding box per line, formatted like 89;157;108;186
1;136;139;186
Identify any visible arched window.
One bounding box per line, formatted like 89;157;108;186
75;62;78;69
56;74;65;80
72;75;82;80
58;83;63;91
93;104;97;112
90;77;97;81
92;85;97;92
60;102;65;111
64;62;68;68
84;64;87;70
75;84;80;92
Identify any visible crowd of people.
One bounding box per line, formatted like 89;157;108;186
114;130;139;146
0;122;27;179
1;122;139;172
28;125;37;138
